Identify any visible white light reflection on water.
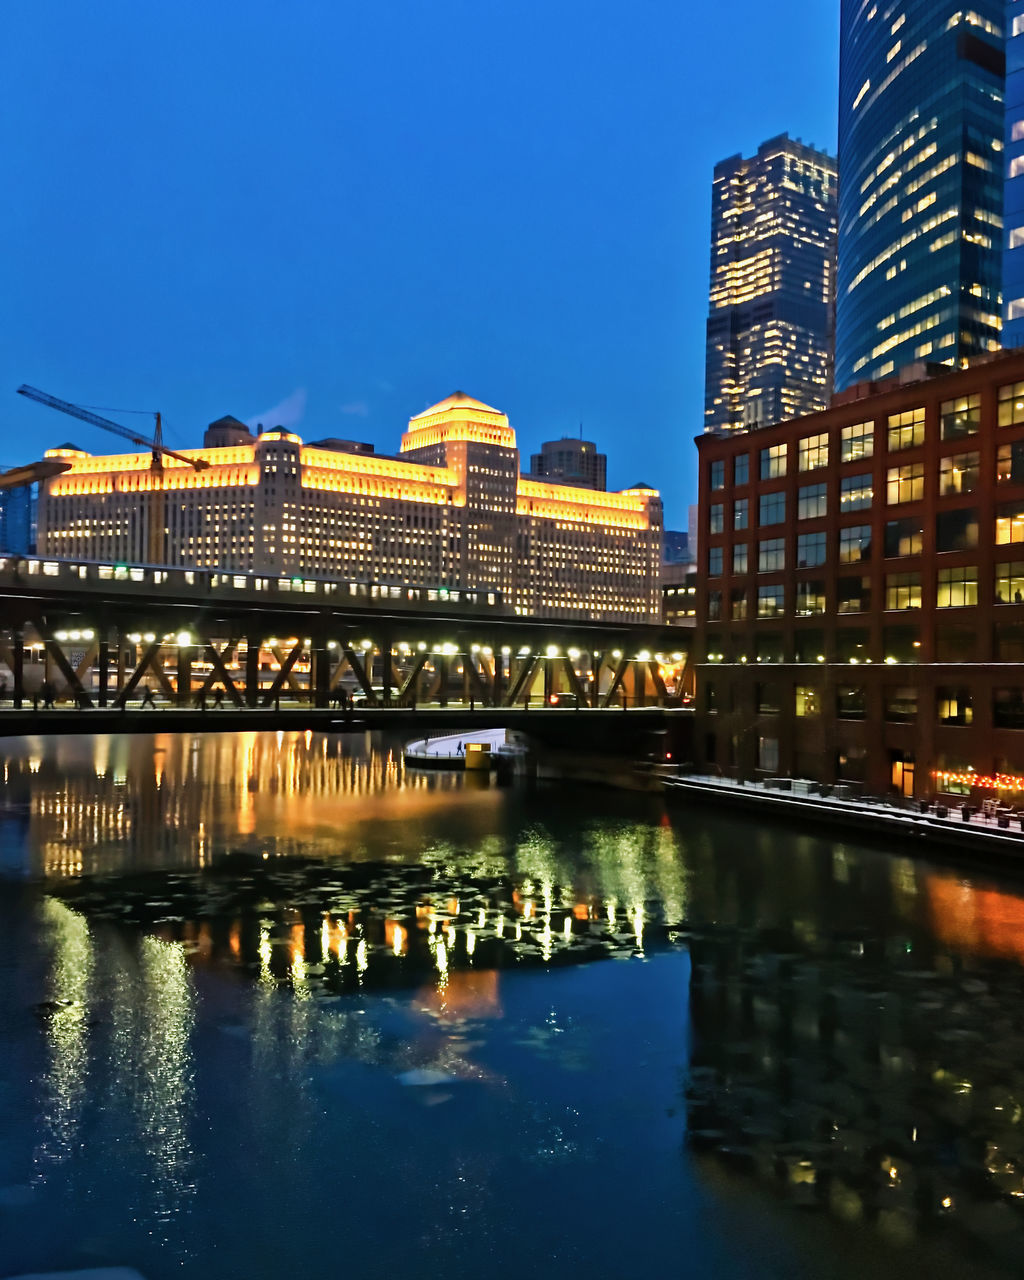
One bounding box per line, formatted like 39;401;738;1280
33;898;92;1177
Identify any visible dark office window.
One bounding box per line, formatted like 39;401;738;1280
885;687;918;723
733;454;749;486
883;626;920;663
994;688;1024;729
835;628;869;663
996;440;1024;484
710;460;725;490
836;686;866;719
935;628;976;661
757;683;781;715
885;517;923;558
794;629;825;663
837;576;871;613
935;507;979;552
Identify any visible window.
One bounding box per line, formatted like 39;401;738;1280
758;737;779;772
840;473;873;511
841;420;873;462
887;407;925;451
837;576;871;613
936;566;977;608
997;441;1024;485
707;591;722;620
796;531;826;568
733;454;749;486
994;688;1024;729
940;395;981;440
886;572;922;610
795;581;826;615
837;687;866;719
885;687;918;722
708;546;723;576
795;686;820;716
936;688;972;726
884;517;922;558
998;380;1024;426
995;561;1024;603
798;482;827;520
939;451;980;495
997;501;1024;544
760;444;787;480
732;543;748;573
839;524;872;563
757;584;784;617
887;463;924;504
709;503;724;534
710;460;725;490
799;432;829;471
935;508;978;552
734;497;749;530
759;491;786;525
758;537;785;572
730;588;748;620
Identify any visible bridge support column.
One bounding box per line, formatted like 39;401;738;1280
245;636;260;708
381;631;393;706
176;642;192;707
97;635;110;707
312;634;330;709
12;631;23;709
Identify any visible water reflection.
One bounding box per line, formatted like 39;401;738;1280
9;734;1024;1273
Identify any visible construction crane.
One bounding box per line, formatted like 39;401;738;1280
17;384;209;565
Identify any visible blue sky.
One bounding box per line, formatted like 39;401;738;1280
1;0;839;528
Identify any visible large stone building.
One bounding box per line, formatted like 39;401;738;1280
835;1;1005;390
37;392;662;623
704;133;837;435
692;349;1024;799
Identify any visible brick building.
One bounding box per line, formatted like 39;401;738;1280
694;350;1024;798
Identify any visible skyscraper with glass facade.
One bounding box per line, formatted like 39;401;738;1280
835;1;1005;391
703;134;837;436
1004;1;1024;346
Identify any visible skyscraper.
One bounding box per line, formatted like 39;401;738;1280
835;1;1005;391
703;133;837;436
1004;0;1024;346
529;437;607;489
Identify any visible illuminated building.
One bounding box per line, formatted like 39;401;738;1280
1005;1;1024;345
835;1;1005;391
704;133;837;435
693;348;1024;798
529;437;607;490
37;391;662;622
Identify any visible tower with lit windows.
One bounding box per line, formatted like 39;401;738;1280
703;133;837;435
836;1;1005;390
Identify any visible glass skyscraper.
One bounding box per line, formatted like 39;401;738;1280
1004;0;1024;346
835;1;1005;391
703;133;837;435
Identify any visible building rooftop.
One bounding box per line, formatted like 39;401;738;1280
410;391;503;421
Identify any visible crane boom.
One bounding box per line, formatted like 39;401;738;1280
16;385;209;471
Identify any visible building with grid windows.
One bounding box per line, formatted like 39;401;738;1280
36;392;662;623
692;349;1024;798
835;1;1005;391
1005;1;1024;345
529;437;607;490
703;133;837;435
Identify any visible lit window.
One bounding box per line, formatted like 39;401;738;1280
795;581;826;615
841;473;873;511
887;463;924;504
798;432;829;471
938;451;980;495
841;420;873;462
997;500;1024;544
886;572;922;610
839;525;872;563
995;561;1024;603
795;686;820;716
999;381;1024;426
936;566;977;608
887;407;925;451
760;444;787;480
940;394;980;440
757;584;784;617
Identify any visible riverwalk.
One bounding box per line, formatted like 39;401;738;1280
665;773;1024;865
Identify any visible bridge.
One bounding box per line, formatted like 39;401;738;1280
0;555;692;713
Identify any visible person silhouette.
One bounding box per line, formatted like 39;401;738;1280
139;685;156;709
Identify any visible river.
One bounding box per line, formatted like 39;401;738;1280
1;729;1022;1278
